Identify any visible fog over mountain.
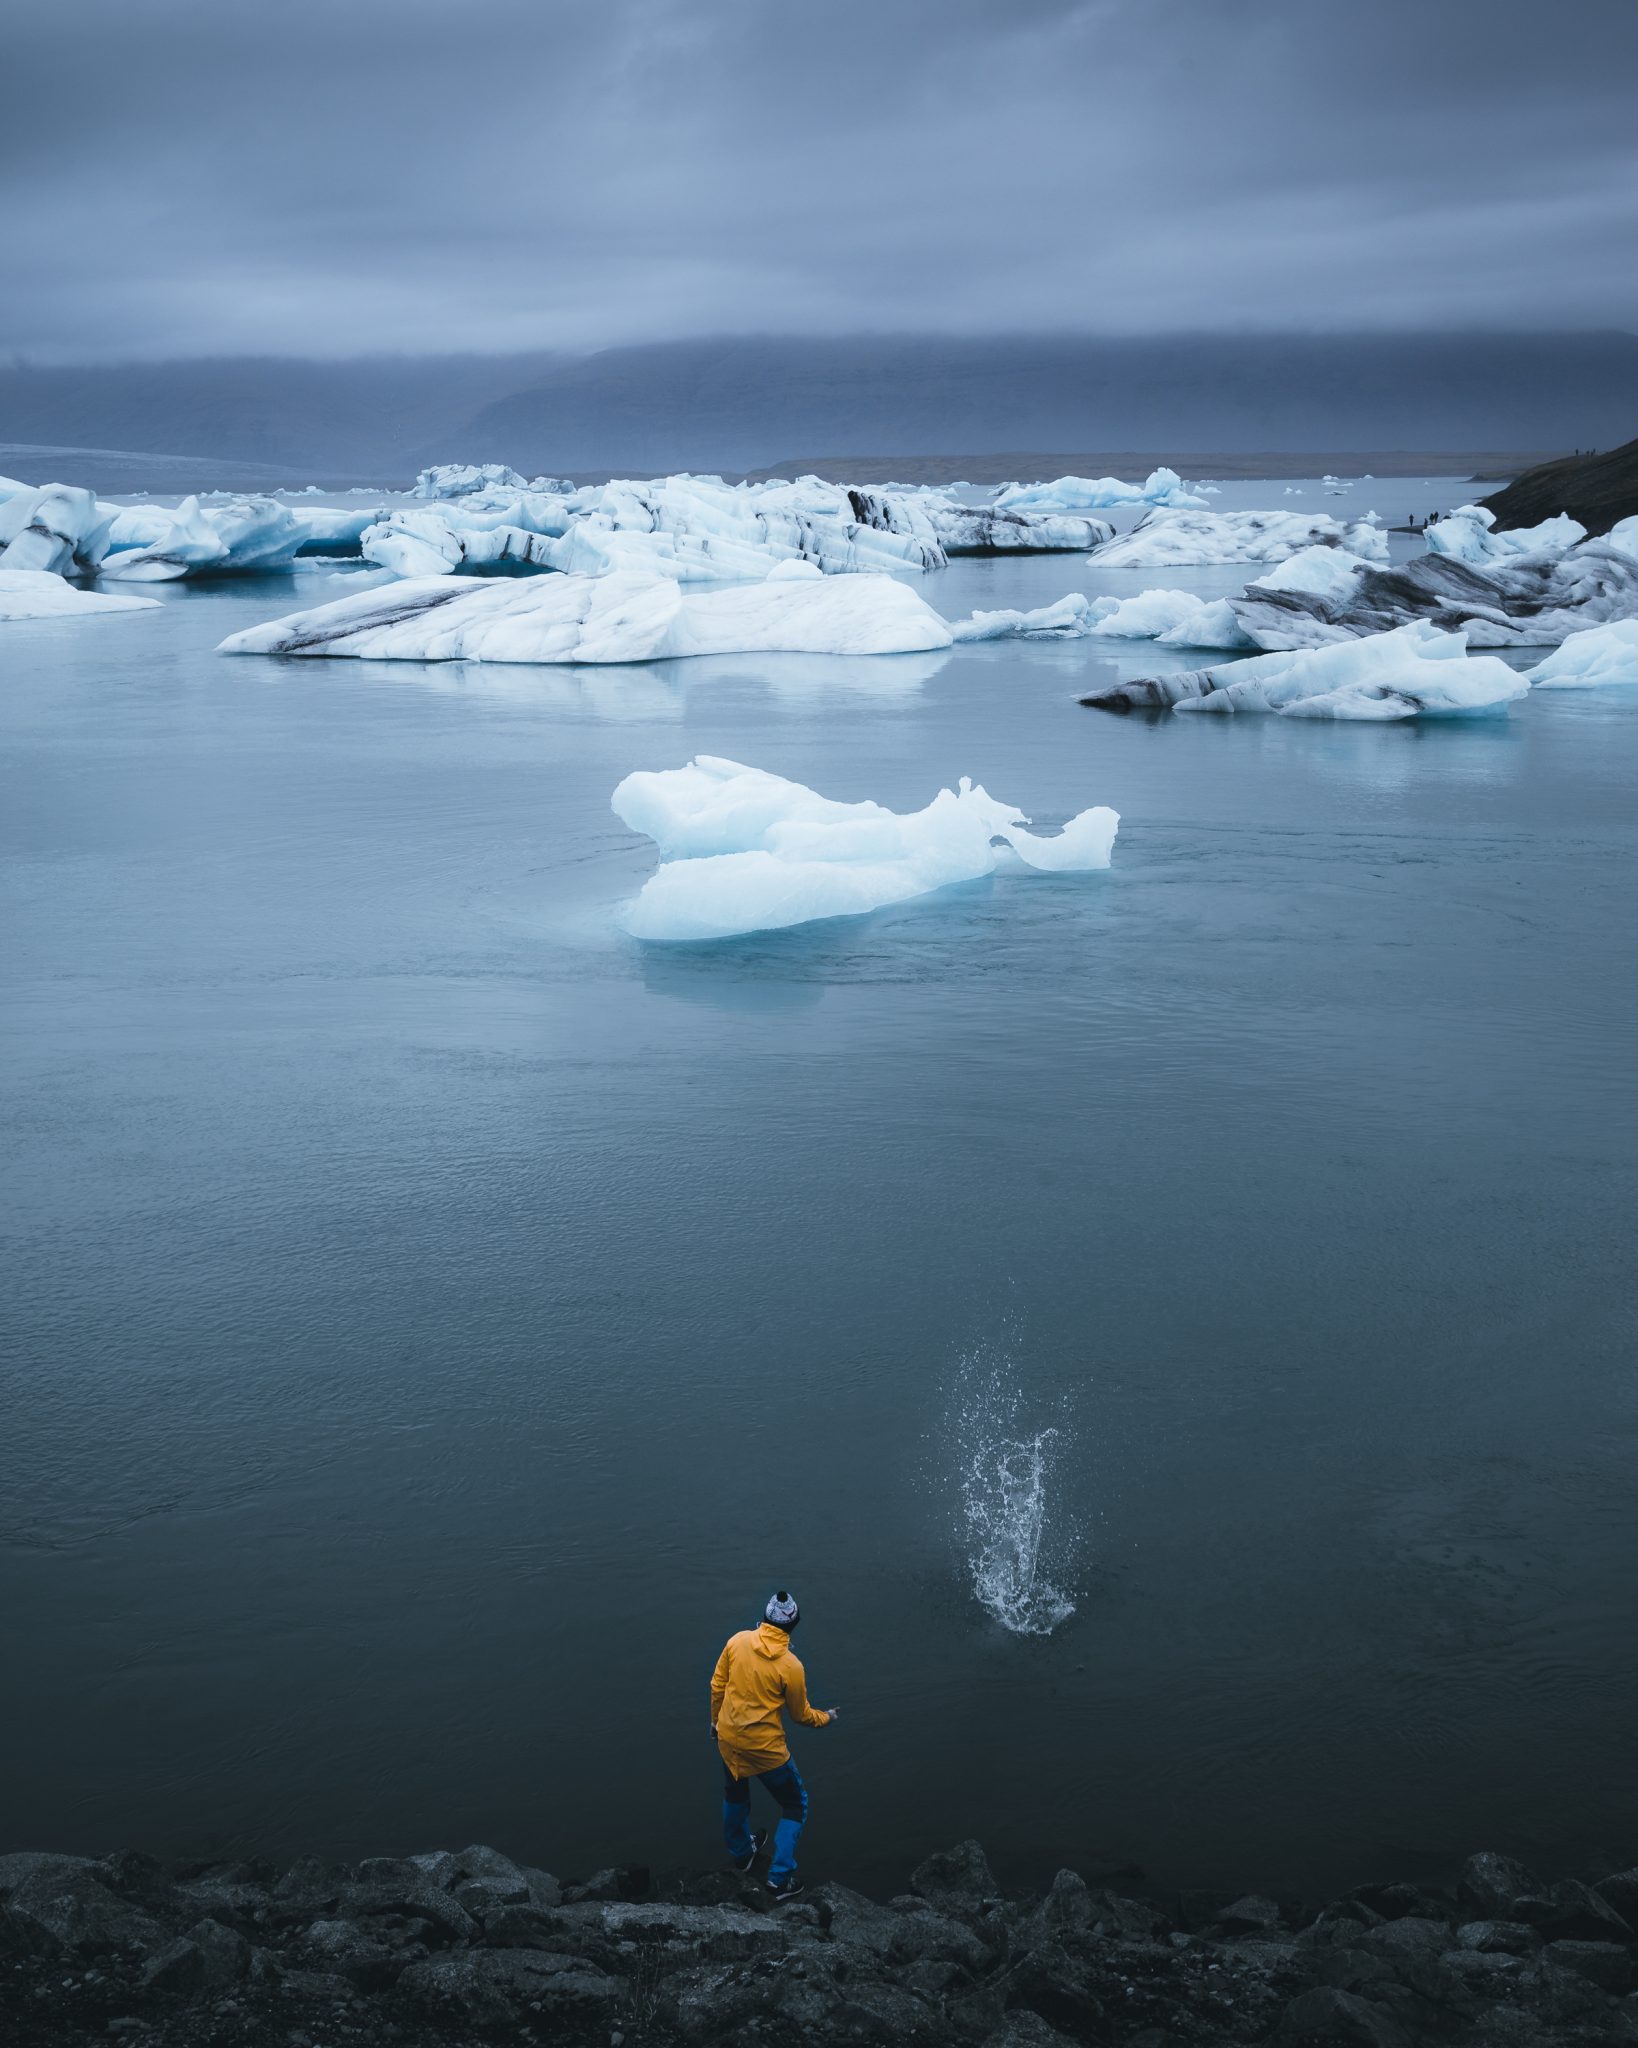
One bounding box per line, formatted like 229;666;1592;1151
1;334;1634;482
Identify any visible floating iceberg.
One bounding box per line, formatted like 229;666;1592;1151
1228;535;1638;651
218;568;953;664
99;495;306;579
995;468;1207;513
0;569;160;621
1081;622;1529;720
1090;509;1388;570
1084;589;1253;649
611;755;1119;940
1248;545;1380;602
0;484;113;576
952;594;1093;641
289;504;388;553
1527;620;1638;688
912;502;1114;554
413;463;573;500
1425;503;1587;566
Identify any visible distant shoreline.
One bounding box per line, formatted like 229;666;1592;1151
750;451;1555;486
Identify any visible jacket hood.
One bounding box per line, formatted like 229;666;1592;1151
753;1622;790;1657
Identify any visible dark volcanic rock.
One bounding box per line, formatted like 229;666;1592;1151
1482;434;1638;536
1278;1984;1411;2045
1458;1850;1539;1921
1544;1938;1632;1993
912;1839;1001;1909
1513;1876;1634;1944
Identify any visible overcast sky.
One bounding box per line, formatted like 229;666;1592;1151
5;0;1636;362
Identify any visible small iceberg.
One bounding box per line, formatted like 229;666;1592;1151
0;483;113;577
611;756;1118;940
1082;621;1530;720
1527;620;1638;688
1085;588;1253;649
995;467;1206;513
951;594;1094;641
100;495;307;579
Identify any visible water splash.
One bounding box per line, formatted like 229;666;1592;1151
956;1361;1077;1635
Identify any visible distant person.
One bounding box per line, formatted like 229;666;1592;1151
709;1590;837;1901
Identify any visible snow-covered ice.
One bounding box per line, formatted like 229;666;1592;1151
0;484;113;576
218;568;954;664
1248;545;1379;602
994;468;1206;513
360;507;561;578
1090;508;1388;570
951;594;1093;641
0;569;160;621
611;756;1119;940
1527;620;1638;689
99;496;306;579
1082;621;1530;720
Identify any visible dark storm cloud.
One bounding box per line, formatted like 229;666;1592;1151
3;0;1635;360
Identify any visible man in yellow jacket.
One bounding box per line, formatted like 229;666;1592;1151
710;1590;837;1901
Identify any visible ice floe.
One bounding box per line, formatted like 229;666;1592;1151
99;496;306;579
1527;620;1638;689
360;507;562;578
0;569;160;621
1081;621;1529;720
0;484;113;576
218;568;953;664
951;594;1094;641
1089;508;1388;570
611;755;1119;940
994;468;1206;513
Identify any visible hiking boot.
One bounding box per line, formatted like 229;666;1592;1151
732;1829;767;1875
767;1873;805;1902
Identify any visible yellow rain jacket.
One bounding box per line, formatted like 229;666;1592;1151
710;1622;831;1779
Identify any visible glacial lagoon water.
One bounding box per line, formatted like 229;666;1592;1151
4;482;1638;1900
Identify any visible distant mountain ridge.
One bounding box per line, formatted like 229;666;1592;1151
1;333;1634;482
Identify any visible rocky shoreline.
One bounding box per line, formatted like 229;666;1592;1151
4;1841;1637;2047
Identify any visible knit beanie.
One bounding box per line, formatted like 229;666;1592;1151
764;1590;800;1630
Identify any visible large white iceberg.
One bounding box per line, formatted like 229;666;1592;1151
218;568;954;664
1526;620;1638;688
1081;621;1529;720
994;468;1207;513
99;495;306;579
612;755;1119;940
0;484;113;576
0;569;160;621
360;507;562;578
1090;509;1389;570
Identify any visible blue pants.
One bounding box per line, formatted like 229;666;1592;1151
722;1757;808;1882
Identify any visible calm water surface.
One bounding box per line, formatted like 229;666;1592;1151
4;489;1636;1898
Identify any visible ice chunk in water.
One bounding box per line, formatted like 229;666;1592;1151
1527;620;1638;688
611;756;1118;940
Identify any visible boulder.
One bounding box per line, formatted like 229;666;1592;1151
1004;1940;1106;2036
0;1852;95;1898
269;1856;347;1919
810;1881;902;1959
1015;1870;1095;1952
889;1904;994;1972
1349;1881;1451;1923
478;1902;567;1949
1277;1985;1410;2046
1454;1919;1539;1954
1597;1868;1638;1926
563;1863;652;1902
1218;1893;1283;1934
139;1919;248;1997
1545;1939;1632;1994
1355;1917;1452;1958
298;1916;410;1988
1457;1851;1536;1922
336;1869;478;1946
983;2014;1080;2047
912;1840;1000;1908
6;1867;168;1955
398;1948;617;2027
602;1900;783;1963
445;1844;530;1902
1514;1877;1634;1944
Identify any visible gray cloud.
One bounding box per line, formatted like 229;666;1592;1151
4;0;1636;360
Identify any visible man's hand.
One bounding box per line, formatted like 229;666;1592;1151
825;1708;840;1723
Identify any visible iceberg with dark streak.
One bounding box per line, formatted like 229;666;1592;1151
217;567;954;664
100;496;306;579
612;755;1119;940
1080;621;1528;720
0;484;113;576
